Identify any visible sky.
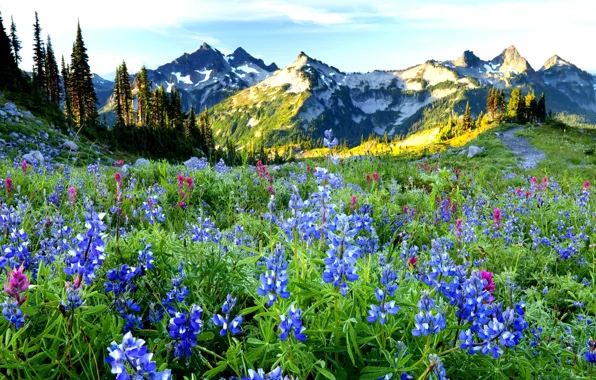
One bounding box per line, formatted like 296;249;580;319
3;0;596;78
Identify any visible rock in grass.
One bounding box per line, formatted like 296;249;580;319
62;140;79;151
467;145;486;158
134;158;150;168
23;150;45;167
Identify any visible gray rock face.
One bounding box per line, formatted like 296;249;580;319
134;158;150;168
467;145;486;158
62;140;79;151
23;150;45;167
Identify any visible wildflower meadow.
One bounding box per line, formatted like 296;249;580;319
0;130;594;379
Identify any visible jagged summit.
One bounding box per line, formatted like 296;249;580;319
229;47;279;72
453;50;482;68
540;55;573;71
491;45;533;74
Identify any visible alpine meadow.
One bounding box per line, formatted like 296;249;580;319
1;1;596;379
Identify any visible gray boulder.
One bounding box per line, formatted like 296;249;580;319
3;101;17;113
9;132;18;139
22;110;35;119
0;109;6;118
34;120;43;125
23;150;45;167
134;158;150;168
62;140;79;151
120;164;130;179
467;145;486;158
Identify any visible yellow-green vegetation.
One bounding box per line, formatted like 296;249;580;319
211;85;310;149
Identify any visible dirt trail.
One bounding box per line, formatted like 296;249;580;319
497;126;545;170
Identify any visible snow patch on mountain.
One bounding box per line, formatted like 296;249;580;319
353;96;393;114
172;72;193;85
237;64;259;74
195;69;213;84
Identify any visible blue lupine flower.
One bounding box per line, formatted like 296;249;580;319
105;331;171;380
243;366;286;380
429;354;448;380
368;268;400;325
279;304;307;342
168;304;203;358
1;298;25;329
585;339;596;364
323;129;338;149
322;214;361;296
412;291;445;337
64;211;107;284
213;295;243;336
257;244;290;306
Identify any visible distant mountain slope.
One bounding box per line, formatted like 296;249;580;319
208;45;596;148
97;43;278;113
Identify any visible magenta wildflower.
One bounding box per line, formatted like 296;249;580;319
350;195;357;210
20;160;28;173
493;208;501;228
5;265;30;306
5;177;13;198
372;172;380;182
480;270;495;293
68;187;77;204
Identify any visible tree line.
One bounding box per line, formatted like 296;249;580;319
438;87;547;141
0;11;97;130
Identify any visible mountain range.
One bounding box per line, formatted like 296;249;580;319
95;44;596;147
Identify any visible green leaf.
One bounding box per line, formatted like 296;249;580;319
196;331;214;341
316;366;336;380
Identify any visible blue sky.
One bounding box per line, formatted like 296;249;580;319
3;0;596;77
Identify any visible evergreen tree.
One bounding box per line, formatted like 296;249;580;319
61;56;72;121
524;91;537;123
69;22;98;128
9;16;21;66
475;110;483;130
507;87;522;122
113;66;124;126
0;11;18;89
116;61;132;125
494;89;505;122
136;66;151;126
536;93;547;123
462;102;472;131
32;12;46;91
486;88;496;120
169;86;183;130
44;35;60;103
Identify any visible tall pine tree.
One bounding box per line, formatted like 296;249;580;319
0;11;18;89
61;56;72;121
69;22;98;128
113;66;124;126
32;12;46;91
536;93;546;123
507;87;523;122
135;66;151;126
462;102;473;130
45;35;60;103
524;91;537;123
9;16;21;66
486;88;496;120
